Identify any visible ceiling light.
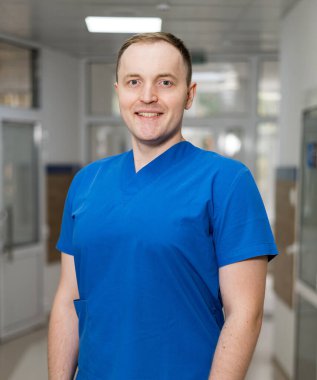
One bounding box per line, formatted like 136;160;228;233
85;17;162;33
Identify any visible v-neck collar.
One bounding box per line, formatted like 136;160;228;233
121;140;196;197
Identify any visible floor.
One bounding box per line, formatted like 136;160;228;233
0;317;276;380
0;276;276;380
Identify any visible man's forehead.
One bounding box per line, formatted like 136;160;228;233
120;40;182;61
119;41;184;73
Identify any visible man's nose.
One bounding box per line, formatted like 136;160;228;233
140;84;158;103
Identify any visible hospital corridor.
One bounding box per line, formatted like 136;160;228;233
0;0;317;379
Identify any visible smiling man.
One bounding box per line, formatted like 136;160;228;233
114;35;196;170
48;33;278;380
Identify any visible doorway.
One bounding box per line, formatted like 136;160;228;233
0;120;45;340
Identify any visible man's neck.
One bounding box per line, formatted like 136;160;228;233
132;135;185;173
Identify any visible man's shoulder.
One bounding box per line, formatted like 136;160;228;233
188;146;253;201
78;150;129;175
193;145;248;175
70;150;129;188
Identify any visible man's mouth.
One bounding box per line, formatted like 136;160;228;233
135;112;163;118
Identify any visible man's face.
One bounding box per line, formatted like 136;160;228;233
115;41;196;146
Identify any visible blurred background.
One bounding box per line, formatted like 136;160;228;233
0;0;316;379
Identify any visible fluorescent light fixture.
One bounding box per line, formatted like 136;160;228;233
85;17;162;33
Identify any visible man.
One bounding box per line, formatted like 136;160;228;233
48;32;278;380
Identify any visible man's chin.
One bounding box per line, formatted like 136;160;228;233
131;132;182;148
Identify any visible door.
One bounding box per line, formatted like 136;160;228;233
0;120;45;340
295;107;317;379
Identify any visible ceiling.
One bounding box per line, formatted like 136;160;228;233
0;0;300;62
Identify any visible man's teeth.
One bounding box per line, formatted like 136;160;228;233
138;112;161;117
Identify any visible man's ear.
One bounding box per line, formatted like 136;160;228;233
185;82;197;110
114;82;118;92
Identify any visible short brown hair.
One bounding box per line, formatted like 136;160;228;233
115;32;192;86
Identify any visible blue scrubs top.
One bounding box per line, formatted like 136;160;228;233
57;141;278;380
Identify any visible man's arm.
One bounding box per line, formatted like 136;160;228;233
48;253;79;380
208;256;268;380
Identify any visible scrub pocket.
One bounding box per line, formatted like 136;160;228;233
211;307;224;330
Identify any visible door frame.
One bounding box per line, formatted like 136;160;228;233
0;117;46;341
294;106;317;379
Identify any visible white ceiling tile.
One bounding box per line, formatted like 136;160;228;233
236;19;279;33
252;0;283;6
170;0;250;5
164;5;242;21
163;20;233;33
241;6;281;21
0;0;283;57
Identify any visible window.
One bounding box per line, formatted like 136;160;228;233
255;123;278;221
257;61;280;117
187;62;249;117
2;122;40;246
87;62;116;115
0;40;39;108
89;125;131;161
182;126;244;162
255;61;280;222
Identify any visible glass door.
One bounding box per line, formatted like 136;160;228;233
296;107;317;379
298;109;317;289
0;120;45;340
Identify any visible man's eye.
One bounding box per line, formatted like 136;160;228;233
129;79;139;87
160;80;173;87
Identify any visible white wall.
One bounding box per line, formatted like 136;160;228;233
41;47;81;312
278;0;317;167
276;0;317;377
42;48;80;164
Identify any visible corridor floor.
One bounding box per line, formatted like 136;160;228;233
0;316;275;380
0;275;276;379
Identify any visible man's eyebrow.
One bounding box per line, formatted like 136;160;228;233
121;73;179;82
157;73;178;81
123;74;141;80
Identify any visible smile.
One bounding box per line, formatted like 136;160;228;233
136;112;162;117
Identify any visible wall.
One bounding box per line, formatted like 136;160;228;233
279;0;317;167
41;47;81;312
41;48;80;164
275;0;317;378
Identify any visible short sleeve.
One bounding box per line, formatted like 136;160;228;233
213;167;278;267
56;172;82;256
